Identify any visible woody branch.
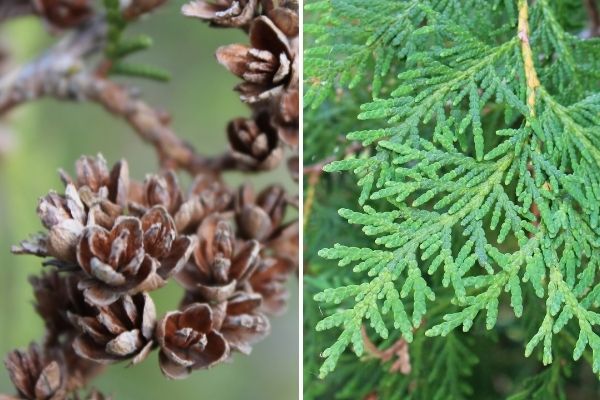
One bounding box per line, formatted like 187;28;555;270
0;15;238;175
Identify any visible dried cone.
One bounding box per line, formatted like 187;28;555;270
211;292;270;354
235;184;286;242
33;0;93;29
12;185;86;262
216;15;296;104
182;0;257;27
227;113;282;171
128;171;183;217
60;154;130;209
248;256;294;315
3;343;66;400
176;215;260;302
71;293;156;365
156;303;229;379
273;85;298;147
267;219;299;265
130;171;233;234
29;271;94;343
77;207;195;305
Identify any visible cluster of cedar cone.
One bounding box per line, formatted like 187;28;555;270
1;0;298;399
6;154;297;397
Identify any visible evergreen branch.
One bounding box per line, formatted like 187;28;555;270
307;0;600;392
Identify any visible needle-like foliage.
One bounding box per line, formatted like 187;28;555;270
305;0;600;397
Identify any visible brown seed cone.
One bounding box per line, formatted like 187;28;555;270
29;271;95;344
176;214;260;302
227;112;282;171
77;207;195;306
70;293;156;365
129;171;233;234
209;292;270;354
272;85;298;147
33;0;93;29
156;303;229;379
181;175;234;231
128;171;183;217
216;15;296;105
182;0;257;27
12;184;86;262
59;154;130;210
263;1;298;37
248;256;294;315
235;184;286;242
3;343;67;400
266;219;298;267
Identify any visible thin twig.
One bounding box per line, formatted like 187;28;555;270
0;17;238;175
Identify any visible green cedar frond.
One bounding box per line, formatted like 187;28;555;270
306;0;600;389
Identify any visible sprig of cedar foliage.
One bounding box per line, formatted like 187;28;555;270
305;0;600;394
103;0;170;81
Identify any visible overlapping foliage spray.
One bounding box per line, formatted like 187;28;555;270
0;0;298;398
304;0;600;398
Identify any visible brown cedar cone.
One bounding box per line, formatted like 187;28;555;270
59;154;129;210
176;214;260;302
248;256;294;315
29;271;95;344
182;0;257;27
272;85;298;147
128;171;183;217
32;0;93;29
156;303;228;379
129;171;233;234
206;292;270;354
3;343;66;400
12;185;86;263
13;155;129;262
70;293;156;365
235;184;286;242
76;207;196;305
216;15;297;105
227;112;282;171
266;219;298;266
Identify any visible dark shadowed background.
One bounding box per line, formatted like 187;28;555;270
0;3;298;399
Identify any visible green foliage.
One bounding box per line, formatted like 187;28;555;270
305;0;600;397
102;0;170;81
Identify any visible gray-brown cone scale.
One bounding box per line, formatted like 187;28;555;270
3;343;66;400
76;206;196;306
176;214;261;302
156;303;229;379
70;293;156;365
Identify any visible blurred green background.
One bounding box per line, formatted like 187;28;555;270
0;3;298;399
